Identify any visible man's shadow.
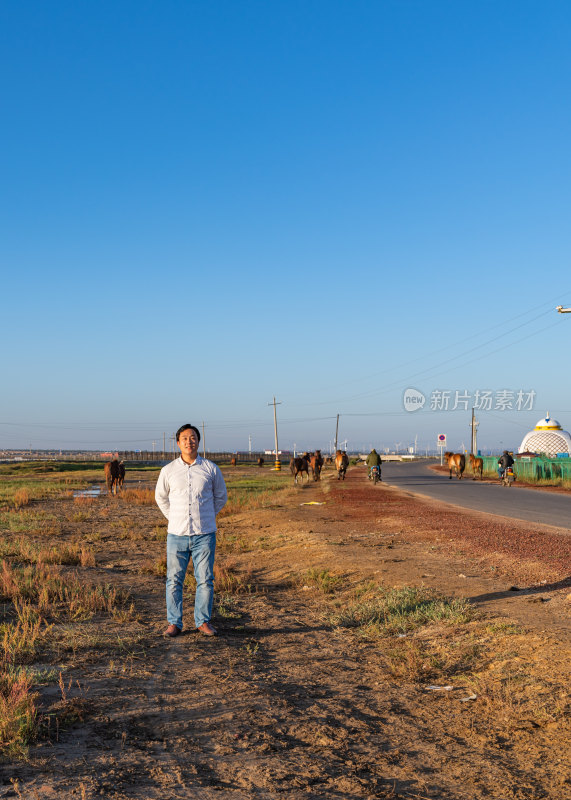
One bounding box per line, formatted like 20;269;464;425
468;575;570;604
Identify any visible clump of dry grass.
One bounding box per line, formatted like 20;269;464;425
151;525;168;542
140;557;167;576
0;671;38;756
12;489;30;510
214;559;256;593
1;601;48;666
119;489;155;505
38;544;95;568
302;568;344;594
73;496;96;507
380;628;483;682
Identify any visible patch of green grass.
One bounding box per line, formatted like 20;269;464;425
0;479;90;508
217;471;293;517
0;462;103;476
5;666;58;685
303;568;343;594
0;510;62;536
330;585;473;635
486;621;524;635
215;593;241;618
151;525;168;542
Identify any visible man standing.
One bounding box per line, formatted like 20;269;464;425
155;424;227;637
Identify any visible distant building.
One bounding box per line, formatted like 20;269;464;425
518;414;571;457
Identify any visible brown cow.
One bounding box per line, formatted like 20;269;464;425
290;454;310;485
104;459;121;495
469;453;483;480
257;457;264;467
309;449;324;481
117;460;126;489
335;450;349;480
230;456;237;467
444;451;465;480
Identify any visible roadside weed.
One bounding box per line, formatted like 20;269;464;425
303;568;343;594
330;585;473;634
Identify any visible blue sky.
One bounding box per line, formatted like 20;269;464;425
2;1;571;453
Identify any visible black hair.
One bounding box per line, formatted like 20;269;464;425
176;424;201;443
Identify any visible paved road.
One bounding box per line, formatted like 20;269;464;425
379;460;571;531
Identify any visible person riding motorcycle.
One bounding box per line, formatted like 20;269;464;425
366;448;382;481
497;450;514;479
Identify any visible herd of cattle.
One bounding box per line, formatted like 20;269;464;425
444;451;483;480
289;449;349;484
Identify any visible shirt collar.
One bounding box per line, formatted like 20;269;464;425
179;455;202;467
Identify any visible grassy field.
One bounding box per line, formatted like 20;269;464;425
0;461;568;798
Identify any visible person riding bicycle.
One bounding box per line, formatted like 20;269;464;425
366;448;382;481
497;450;514;479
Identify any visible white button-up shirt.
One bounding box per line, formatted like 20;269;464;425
155;456;228;536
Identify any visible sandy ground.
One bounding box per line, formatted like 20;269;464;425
2;465;570;799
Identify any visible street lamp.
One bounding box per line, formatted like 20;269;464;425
556;305;571;313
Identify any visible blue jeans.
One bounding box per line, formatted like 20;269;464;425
166;533;216;630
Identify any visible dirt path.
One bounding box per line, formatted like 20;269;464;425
2;466;569;799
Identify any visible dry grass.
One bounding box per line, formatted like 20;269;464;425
119;489;155;505
12;489;30;510
0;601;49;666
0;561;130;621
73;496;96;507
214;559;256;594
151;525;168;541
140;557;167;577
0;671;38;757
0;538;95;568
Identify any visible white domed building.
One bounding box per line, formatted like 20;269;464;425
518;414;571;457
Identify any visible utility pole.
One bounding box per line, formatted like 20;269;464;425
334;414;339;453
470;408;479;455
163;432;166;458
268;397;282;471
202;421;206;458
556;305;571;313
